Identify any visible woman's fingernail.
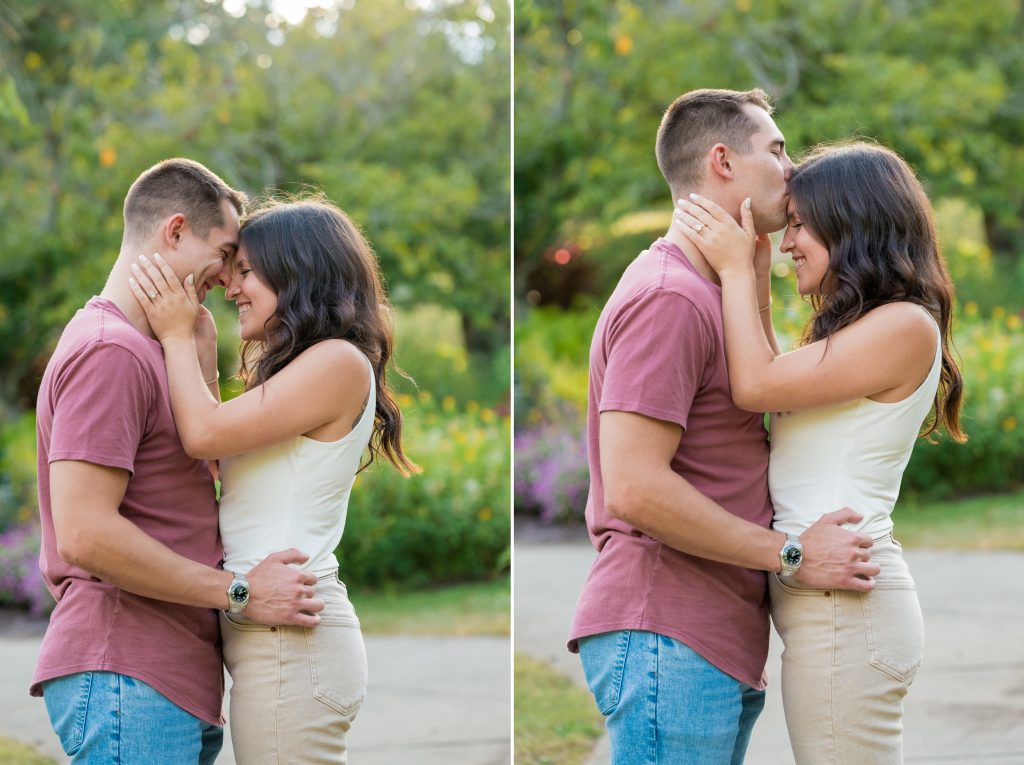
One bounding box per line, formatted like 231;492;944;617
187;274;194;284
153;252;162;261
140;254;148;262
744;197;751;209
131;264;139;271
129;277;137;285
689;193;698;200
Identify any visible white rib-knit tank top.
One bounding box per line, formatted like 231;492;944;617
769;316;942;539
219;353;375;575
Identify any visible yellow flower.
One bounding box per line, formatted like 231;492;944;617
477;507;493;522
442;395;456;412
1007;314;1021;330
481;408;496;423
1003;417;1017;432
964;301;978;317
993;306;1006;320
466;400;480;414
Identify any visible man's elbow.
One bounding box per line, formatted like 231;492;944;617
604;480;647;526
56;527;100;570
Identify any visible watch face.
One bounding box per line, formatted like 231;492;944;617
782;546;802;566
231;583;249;603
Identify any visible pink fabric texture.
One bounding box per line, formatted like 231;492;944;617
31;297;225;725
569;238;774;689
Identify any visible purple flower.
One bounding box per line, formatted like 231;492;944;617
514;418;590;524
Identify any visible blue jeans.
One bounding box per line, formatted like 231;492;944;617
579;630;765;765
42;671;222;764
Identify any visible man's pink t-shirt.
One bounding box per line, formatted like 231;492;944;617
31;297;225;725
568;238;774;689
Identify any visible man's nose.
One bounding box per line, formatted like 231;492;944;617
783;155;795;180
215;267;233;289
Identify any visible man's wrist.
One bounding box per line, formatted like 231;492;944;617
225;571;250;613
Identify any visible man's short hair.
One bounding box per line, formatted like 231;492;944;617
122;158;247;245
655;88;773;193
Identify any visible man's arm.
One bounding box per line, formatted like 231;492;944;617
600;410;880;590
50;459;324;626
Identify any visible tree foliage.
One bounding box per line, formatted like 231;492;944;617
0;0;510;410
515;0;1024;291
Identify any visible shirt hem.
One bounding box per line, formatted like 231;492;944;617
568;620;767;691
31;662;224;726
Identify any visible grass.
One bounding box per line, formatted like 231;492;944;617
895;489;1024;550
352;575;510;636
0;736;55;765
514;653;603;765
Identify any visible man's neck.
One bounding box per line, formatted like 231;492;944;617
99;255;156;339
664;223;721;286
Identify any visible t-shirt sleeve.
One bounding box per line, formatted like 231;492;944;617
599;289;711;431
48;342;153;474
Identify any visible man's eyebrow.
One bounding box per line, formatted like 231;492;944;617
222;241;239;255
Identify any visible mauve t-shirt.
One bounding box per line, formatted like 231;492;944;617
31;297;225;725
568;238;773;689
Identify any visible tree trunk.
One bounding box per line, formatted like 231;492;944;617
983;209;1024;261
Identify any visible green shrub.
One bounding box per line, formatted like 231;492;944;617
0;393;510;608
338;392;511;590
515;303;1024;522
0;412;37;532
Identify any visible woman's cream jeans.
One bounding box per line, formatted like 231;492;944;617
769;535;923;764
220;572;367;764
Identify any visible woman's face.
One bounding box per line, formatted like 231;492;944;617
779;200;831;295
226;247;278;341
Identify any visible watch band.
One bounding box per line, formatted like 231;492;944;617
226;572;250;614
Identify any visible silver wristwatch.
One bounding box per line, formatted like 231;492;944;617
779;534;803;578
226;572;250;614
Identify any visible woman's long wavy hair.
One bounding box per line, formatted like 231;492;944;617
236;195;419;474
789;142;965;443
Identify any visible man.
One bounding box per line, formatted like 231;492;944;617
31;158;324;763
568;89;881;763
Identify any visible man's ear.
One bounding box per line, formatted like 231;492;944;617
708;142;734;180
161;213;188;250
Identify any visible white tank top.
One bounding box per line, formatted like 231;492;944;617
769;316;942;539
219;353;375;575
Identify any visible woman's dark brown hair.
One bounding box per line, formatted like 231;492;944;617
237;195;419;474
789;142;966;443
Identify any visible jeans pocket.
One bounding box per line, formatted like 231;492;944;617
862;586;924;683
43;672;94;756
579;630;631;716
305;623;368;720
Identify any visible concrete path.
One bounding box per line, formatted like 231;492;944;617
0;623;510;765
515;540;1024;765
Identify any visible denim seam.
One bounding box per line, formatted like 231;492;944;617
607;630;630;714
70;671;93;755
648;632;658;765
112;672;122;764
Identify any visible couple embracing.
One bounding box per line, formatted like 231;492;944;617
571;88;965;764
32;159;416;763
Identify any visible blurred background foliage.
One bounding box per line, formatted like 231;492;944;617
0;0;510;614
515;0;1024;524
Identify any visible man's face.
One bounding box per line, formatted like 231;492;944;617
729;105;793;234
175;198;240;302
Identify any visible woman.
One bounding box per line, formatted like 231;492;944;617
129;196;417;763
673;142;965;763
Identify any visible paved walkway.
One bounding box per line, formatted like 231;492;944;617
515;540;1024;765
0;623;510;765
